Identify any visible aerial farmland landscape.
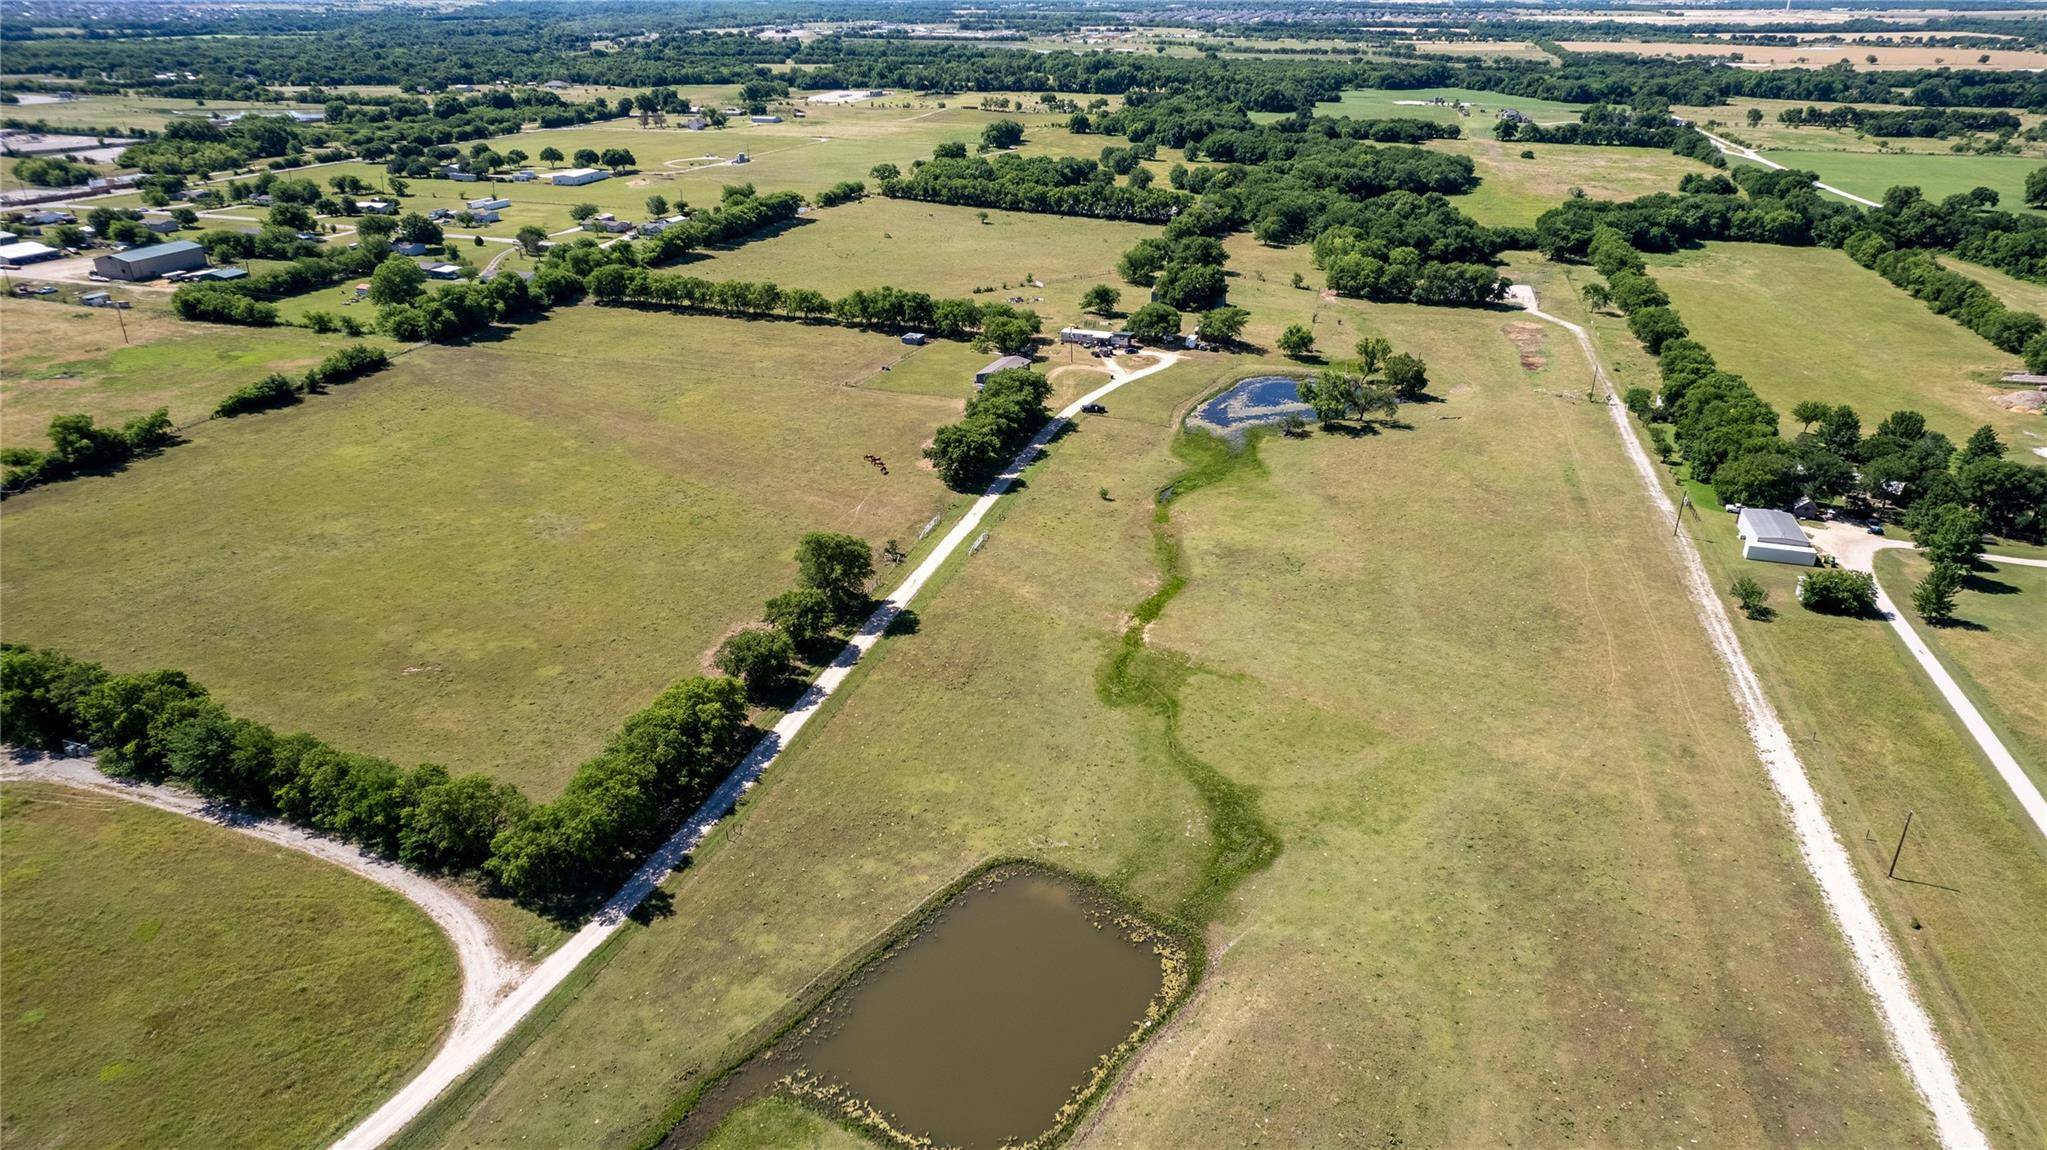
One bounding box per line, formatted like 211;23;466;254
0;1;2044;1148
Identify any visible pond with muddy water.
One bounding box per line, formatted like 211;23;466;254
666;865;1184;1149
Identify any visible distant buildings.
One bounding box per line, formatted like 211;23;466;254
92;239;208;281
1059;327;1132;350
750;114;782;124
550;167;609;186
358;199;397;214
466;196;511;211
901;332;927;345
425;263;463;279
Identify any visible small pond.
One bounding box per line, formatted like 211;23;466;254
667;866;1183;1150
1187;375;1313;438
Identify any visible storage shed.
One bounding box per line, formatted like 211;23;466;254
1736;508;1818;566
974;355;1031;389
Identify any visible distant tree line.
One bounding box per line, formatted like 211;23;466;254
1494;102;1724;167
1845;232;2047;369
1775;105;2022;137
216;344;389;417
880;151;1194;223
581;269;1043;354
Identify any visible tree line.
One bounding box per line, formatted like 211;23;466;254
216;343;390;417
0;529;894;908
1846;232;2047;370
1590;230;2046;541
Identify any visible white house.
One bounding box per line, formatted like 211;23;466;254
358;199;397;214
391;240;430;256
1736;508;1818;566
425;263;463;279
510;169;537;182
466;196;511;211
0;240;62;265
550;167;609;186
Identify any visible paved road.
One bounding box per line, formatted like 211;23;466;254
0;752;524;1053
1700;130;1882;208
329;349;1183;1150
1806;521;2047;843
1510;284;1988;1150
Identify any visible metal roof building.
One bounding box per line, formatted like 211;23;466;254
1736;508;1818;567
974;355;1031;389
0;240;62;265
93;239;208;281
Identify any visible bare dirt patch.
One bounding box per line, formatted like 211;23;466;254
1501;321;1548;370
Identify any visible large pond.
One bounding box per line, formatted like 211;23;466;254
1187;375;1314;438
666;866;1184;1149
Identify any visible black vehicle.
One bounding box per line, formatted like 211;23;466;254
1081;402;1108;414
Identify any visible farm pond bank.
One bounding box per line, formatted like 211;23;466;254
664;864;1185;1149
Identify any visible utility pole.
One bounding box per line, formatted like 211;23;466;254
1671;489;1690;537
113;299;129;344
1888;809;1915;879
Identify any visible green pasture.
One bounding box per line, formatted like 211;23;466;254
1428;135;1714;226
1646;243;2030;445
0;783;458;1150
1750;148;2047;212
1876;549;2047;789
407;297;1935;1149
0;296;367;448
0;307;964;797
1263;85;1587;127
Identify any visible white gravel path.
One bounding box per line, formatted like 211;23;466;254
1805;522;2047;842
328;350;1182;1150
1700;130;1883;207
1510;285;1988;1150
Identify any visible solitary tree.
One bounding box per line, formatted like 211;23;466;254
981;119;1025;149
538;146;564;167
715;628;795;698
1746;108;1764;129
1383;352;1429;400
1911;561;1965;625
1730;574;1770;619
368;255;426;305
795;532;875;619
1080;284;1121;316
1277;324;1316;359
572;148;601;167
514;224;548;255
645;194;669;218
1196;306;1249;345
764;587;834;650
568;202;600;221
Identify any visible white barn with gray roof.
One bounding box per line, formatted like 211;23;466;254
1736;508;1818;566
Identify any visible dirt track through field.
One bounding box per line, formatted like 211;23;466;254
1510;284;1988;1150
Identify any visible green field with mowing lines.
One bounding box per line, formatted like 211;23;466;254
1274;85;1588;126
0;297;370;447
0;308;965;797
403;301;1936;1149
1645;243;2031;445
1749;149;2047;212
1428;135;1714;227
1555;274;2047;1147
0;783;458;1150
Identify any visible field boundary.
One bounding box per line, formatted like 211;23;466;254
1512;283;1988;1150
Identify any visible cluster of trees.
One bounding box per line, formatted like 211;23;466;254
1859;184;2047;291
1;410;175;496
376;262;558;343
1534;165;1860;259
580;267;1043;353
1600;235;2047;538
1297;336;1431;425
1846;231;2047;369
1119;229;1230;311
1311;195;1509;305
636;186;804;264
215;343;389;417
1493;102;1723;167
13;154;96;187
171;286;281;326
814;179;865;207
1774;104;2021;138
879;150;1193;223
0;643;753;905
717;533;876;697
925;366;1053;490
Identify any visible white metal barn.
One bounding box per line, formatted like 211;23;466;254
1736;508;1818;566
